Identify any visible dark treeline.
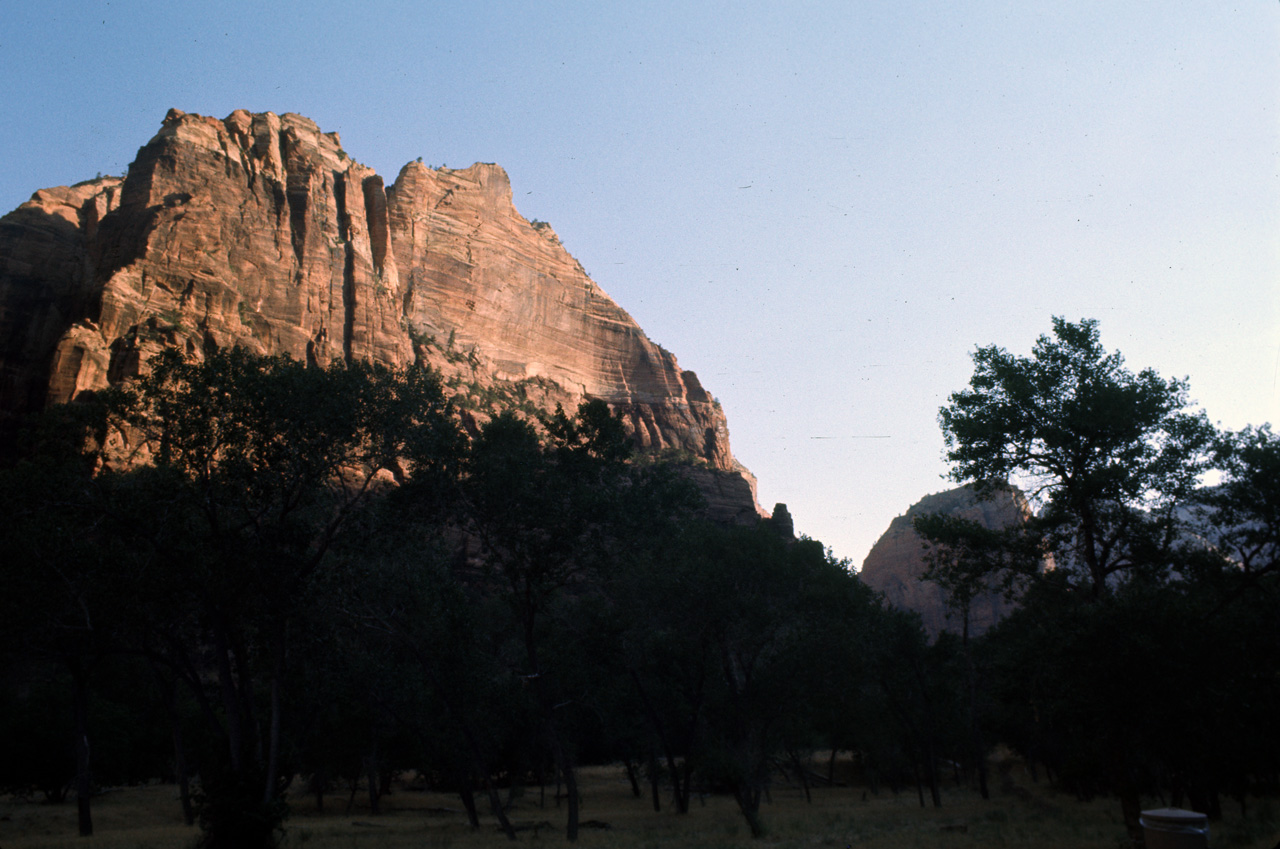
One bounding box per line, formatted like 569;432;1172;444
914;318;1280;848
0;348;936;846
2;321;1278;849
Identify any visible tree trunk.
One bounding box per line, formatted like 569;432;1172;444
623;758;642;797
627;667;694;813
164;630;227;753
1119;785;1144;849
345;774;359;815
926;742;942;808
155;668;195;825
311;771;326;811
467;737;515;839
228;629;263;768
458;781;480;828
732;783;765;838
263;624;286;806
212;621;245;773
401;639;514;838
912;662;943;808
962;630;990;801
71;662;93;837
648;750;662;812
523;615;578;840
671;741;691;808
789;750;812;803
365;751;380;815
559;755;580;842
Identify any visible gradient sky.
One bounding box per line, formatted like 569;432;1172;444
2;1;1277;567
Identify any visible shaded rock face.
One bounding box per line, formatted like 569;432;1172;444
0;109;761;517
858;485;1028;639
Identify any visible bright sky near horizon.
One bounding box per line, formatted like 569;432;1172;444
2;2;1277;567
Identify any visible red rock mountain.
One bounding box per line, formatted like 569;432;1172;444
858;485;1029;638
0;109;762;521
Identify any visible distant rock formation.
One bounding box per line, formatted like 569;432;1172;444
858;485;1029;638
766;503;794;538
0;109;764;522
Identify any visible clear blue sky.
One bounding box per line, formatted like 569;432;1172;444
3;1;1277;567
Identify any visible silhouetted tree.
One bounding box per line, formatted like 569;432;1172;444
926;317;1239;847
105;348;458;848
460;400;697;841
937;316;1214;598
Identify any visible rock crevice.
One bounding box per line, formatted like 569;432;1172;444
0;109;762;520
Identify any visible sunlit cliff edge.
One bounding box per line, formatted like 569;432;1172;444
0;109;764;522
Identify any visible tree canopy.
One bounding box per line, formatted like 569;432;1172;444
5;328;1277;849
919;317;1279;847
937;316;1215;596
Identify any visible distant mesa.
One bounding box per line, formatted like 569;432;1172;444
858;484;1029;638
0;109;768;524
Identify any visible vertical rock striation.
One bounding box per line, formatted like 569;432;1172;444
0;109;761;519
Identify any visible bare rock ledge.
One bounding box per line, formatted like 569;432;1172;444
0;109;766;523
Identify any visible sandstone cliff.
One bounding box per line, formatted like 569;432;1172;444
0;109;761;520
858;485;1028;638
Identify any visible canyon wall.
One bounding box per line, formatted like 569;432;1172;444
0;109;761;521
858;485;1029;638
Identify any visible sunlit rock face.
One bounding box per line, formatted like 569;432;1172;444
0;109;762;521
858;485;1030;639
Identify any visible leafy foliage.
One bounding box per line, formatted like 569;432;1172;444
5;325;1275;849
937;316;1215;595
920;317;1279;844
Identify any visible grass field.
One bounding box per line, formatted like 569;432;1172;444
2;758;1276;849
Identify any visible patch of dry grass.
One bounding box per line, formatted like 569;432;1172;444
2;760;1276;849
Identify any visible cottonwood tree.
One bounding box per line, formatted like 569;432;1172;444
936;316;1214;597
1172;425;1280;809
321;502;523;840
106;348;457;848
615;521;871;837
0;399;136;836
925;317;1226;847
460;400;697;841
608;528;717;816
1196;424;1280;581
911;501;1043;800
